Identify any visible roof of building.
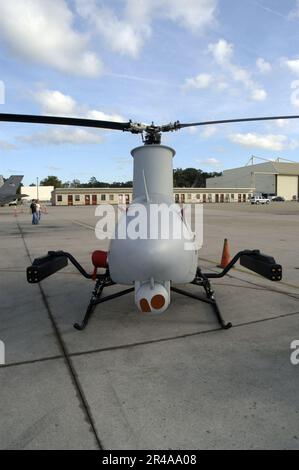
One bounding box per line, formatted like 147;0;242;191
53;187;255;194
225;161;299;175
269;162;299;175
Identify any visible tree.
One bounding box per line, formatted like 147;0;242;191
70;179;81;188
173;168;222;188
88;176;99;187
40;176;63;188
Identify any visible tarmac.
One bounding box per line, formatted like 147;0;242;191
0;202;298;449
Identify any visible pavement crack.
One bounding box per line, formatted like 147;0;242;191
2;308;299;371
15;219;104;451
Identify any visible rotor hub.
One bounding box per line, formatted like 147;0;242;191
127;120;181;145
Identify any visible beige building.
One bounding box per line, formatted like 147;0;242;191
22;185;54;202
52;187;254;206
207;160;299;201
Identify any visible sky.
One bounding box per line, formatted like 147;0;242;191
1;0;299;185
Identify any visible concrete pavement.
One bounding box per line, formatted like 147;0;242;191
0;203;298;449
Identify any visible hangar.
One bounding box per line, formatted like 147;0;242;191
206;158;299;200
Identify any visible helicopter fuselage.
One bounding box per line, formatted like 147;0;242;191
108;144;198;314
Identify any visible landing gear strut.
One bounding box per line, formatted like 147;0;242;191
27;249;282;331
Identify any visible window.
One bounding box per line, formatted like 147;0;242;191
196;194;201;200
208;194;212;202
109;194;114;201
231;194;235;200
187;193;191;200
225;194;230;202
75;195;80;201
101;194;106;201
57;195;62;202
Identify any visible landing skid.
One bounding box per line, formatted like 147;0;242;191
73;267;231;331
26;249;282;331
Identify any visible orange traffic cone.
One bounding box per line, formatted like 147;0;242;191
218;238;231;269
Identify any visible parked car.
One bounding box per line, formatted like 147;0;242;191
250;196;270;205
271;196;285;202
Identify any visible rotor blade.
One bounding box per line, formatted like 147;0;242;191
0;113;131;131
179;115;299;128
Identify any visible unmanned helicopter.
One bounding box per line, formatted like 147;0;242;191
0;112;292;331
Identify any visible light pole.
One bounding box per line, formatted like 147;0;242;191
37;177;39;201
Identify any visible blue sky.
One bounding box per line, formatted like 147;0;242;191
1;0;299;185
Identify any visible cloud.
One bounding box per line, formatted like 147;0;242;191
229;133;290;151
208;39;267;101
197;157;221;167
183;72;229;93
290;80;299;107
18;128;104;146
0;140;17;150
285;58;299;75
183;73;213;90
0;0;217;76
18;88;127;146
251;88;267;101
187;126;199;134
289;0;299;19
75;0;217;58
34;90;77;116
0;0;102;77
33;88;126;122
46;166;62;171
201;126;217;138
0;81;5;104
208;38;233;65
86;110;126;122
162;0;218;33
276;119;288;129
256;57;272;73
76;0;150;58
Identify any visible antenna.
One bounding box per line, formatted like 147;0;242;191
275;157;298;163
246;155;276;165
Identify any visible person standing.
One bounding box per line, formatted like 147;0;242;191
30;200;39;225
36;200;41;222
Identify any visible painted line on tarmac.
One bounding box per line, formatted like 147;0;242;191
15;218;104;451
72;220;95;231
2;308;299;371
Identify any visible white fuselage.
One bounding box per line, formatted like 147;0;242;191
108;144;198;313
